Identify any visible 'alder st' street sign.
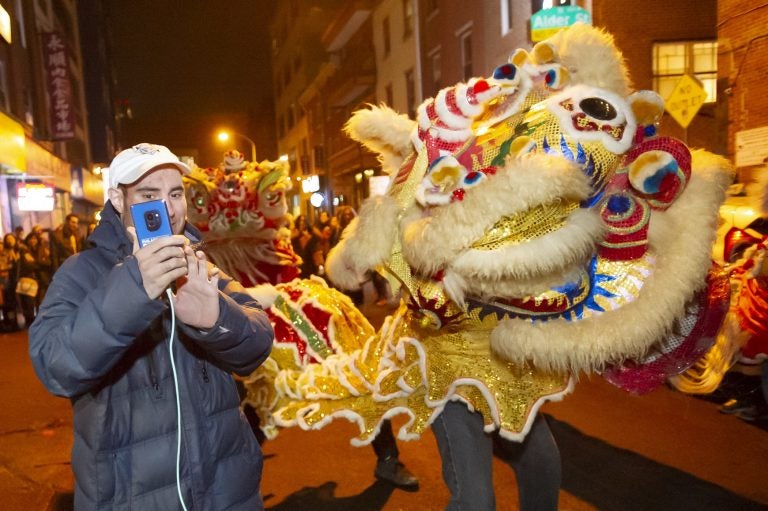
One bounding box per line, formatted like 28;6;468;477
530;6;592;42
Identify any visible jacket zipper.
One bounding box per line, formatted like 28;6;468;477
201;360;210;383
147;350;163;399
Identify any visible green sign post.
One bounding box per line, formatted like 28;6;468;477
531;6;592;42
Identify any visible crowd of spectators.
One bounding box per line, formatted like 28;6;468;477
289;206;392;306
0;216;93;331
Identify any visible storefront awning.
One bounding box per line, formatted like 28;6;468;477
0;111;25;174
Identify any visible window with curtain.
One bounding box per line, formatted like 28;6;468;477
405;69;416;118
403;0;414;38
460;31;473;81
501;0;514;35
383;16;391;57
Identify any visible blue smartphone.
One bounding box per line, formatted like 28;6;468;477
130;199;173;247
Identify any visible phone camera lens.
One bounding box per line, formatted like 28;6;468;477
145;210;162;232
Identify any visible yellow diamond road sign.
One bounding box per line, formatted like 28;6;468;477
665;74;707;129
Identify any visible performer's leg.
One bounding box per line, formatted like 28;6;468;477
432;400;495;511
494;413;561;511
372;418;399;459
763;362;768;402
372;419;419;490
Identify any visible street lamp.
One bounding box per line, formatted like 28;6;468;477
216;130;257;162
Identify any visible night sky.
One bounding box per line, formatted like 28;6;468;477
105;0;276;167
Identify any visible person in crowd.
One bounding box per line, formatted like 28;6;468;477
0;233;20;332
29;143;274;509
28;226;52;307
311;210;331;239
14;226;26;250
331;206;356;248
305;224;333;277
328;214;341;247
49;213;82;271
17;232;46;327
290;214;312;278
83;221;98;248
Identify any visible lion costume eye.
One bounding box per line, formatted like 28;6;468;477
492;63;520;85
546;84;637;155
416;155;489;206
579;97;617;121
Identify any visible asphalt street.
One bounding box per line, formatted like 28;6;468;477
2;298;766;510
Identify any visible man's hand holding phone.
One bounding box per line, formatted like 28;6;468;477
128;199;220;327
127;229;189;299
172;247;220;329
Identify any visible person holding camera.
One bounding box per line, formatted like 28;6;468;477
50;213;82;272
29;143;274;510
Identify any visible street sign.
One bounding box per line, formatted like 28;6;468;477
530;6;592;42
735;126;768;168
665;74;707;129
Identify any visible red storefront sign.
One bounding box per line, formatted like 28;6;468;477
42;32;75;140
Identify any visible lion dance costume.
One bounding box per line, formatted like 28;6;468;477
184;151;379;439
231;23;734;453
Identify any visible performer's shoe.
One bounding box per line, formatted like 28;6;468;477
719;392;758;415
374;456;419;491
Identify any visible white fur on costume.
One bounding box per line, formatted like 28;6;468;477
344;104;416;174
401;152;592;276
490;151;733;373
326;195;402;290
543;22;631;96
246;283;280;308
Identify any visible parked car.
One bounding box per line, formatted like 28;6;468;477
712;184;768;265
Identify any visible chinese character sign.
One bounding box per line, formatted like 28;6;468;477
43;32;75;140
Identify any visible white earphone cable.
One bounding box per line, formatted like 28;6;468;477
166;288;189;511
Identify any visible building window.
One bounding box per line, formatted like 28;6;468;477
301;137;309;174
15;0;28;48
314;145;326;169
288;104;296;129
531;0;571;13
429;48;442;94
459;30;473;81
500;0;514;35
385;83;394;106
405;69;416;118
0;62;9;110
403;0;414;38
383;16;391;57
653;41;718;103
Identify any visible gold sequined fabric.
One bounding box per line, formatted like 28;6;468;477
270;301;571;443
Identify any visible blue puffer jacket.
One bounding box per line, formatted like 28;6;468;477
29;202;274;510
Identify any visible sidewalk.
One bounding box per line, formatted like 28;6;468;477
0;330;74;511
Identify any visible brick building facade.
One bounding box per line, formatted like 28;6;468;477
592;0;722;153
717;1;768;180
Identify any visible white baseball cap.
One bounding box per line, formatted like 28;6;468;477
108;143;190;189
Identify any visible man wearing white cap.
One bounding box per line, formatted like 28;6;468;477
29;143;274;510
